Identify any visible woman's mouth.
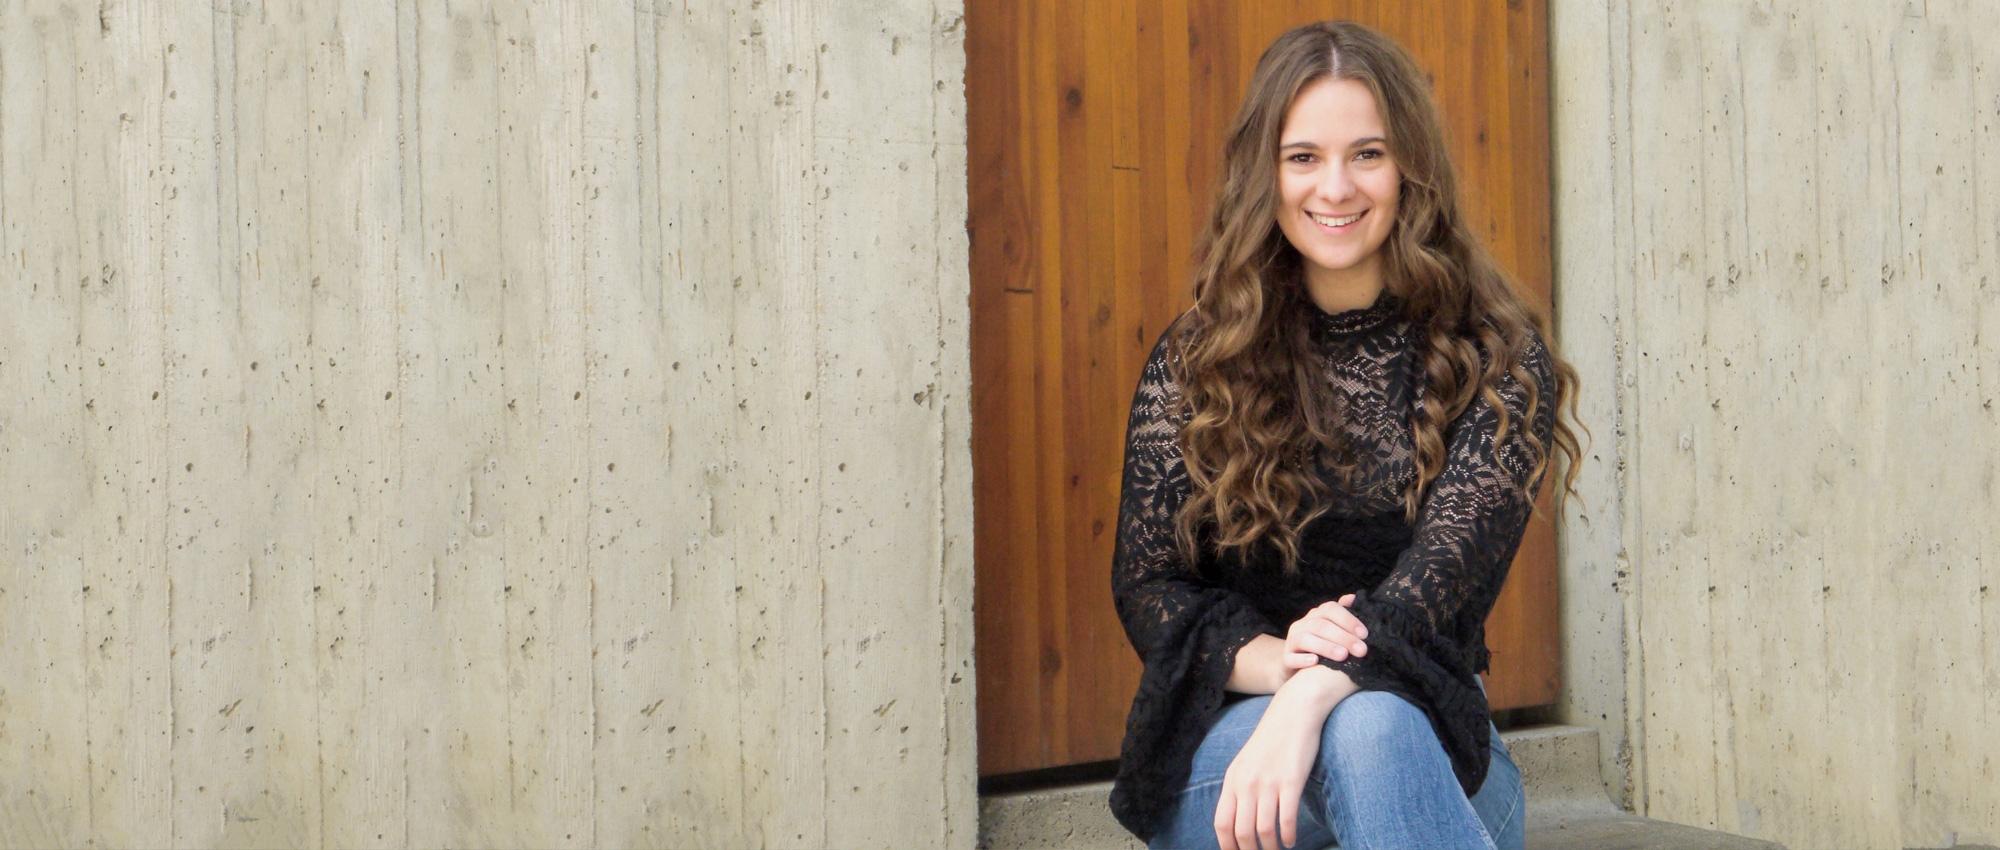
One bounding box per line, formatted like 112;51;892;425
1308;209;1367;233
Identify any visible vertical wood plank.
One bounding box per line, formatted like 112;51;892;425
966;0;1049;775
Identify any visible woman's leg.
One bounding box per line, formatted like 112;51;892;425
1147;695;1340;850
1466;721;1525;850
1307;690;1496;850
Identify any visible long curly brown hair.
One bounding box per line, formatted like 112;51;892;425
1170;20;1586;574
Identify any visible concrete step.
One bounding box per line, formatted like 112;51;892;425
977;724;1783;849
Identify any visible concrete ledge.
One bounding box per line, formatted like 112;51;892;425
1527;812;1783;850
978;781;1138;850
977;725;1784;849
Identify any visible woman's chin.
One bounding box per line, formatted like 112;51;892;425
1305;251;1373;275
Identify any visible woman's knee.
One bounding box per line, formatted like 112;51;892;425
1317;690;1439;768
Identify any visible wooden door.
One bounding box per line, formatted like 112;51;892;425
967;1;1557;778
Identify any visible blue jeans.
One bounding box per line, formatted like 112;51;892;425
1147;689;1525;850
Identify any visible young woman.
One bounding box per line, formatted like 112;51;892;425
1107;21;1585;850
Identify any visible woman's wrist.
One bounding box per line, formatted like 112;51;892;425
1227;634;1294;695
1277;664;1358;714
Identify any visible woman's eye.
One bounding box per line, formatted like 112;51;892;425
1287;153;1316;164
1355;148;1385;161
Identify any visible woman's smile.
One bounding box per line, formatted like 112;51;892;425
1308;209;1369;233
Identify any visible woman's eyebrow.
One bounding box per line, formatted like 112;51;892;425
1279;136;1387;152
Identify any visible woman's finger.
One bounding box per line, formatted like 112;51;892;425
1316;606;1368;641
1303;633;1359;661
1235;789;1259;850
1278;781;1299;850
1298;634;1347;661
1257;787;1279;850
1282;650;1318;670
1339;592;1356;606
1214;787;1239;850
1310;624;1367;657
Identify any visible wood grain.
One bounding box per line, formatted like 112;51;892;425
969;0;1562;777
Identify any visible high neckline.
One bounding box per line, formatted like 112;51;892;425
1307;289;1400;338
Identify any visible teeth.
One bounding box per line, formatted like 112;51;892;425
1310;210;1364;228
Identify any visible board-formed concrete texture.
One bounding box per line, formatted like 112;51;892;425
0;1;973;847
1551;1;2000;848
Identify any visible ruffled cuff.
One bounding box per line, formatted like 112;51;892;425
1314;590;1492;796
1109;601;1276;841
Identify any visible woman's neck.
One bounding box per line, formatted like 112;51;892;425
1303;259;1385;314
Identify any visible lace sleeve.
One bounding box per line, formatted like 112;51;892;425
1108;318;1279;840
1363;329;1557;634
1315;328;1559;791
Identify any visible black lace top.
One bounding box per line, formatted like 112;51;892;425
1107;290;1557;842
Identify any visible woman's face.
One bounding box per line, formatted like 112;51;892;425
1274;77;1401;297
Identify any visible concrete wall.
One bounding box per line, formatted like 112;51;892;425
1552;2;1998;847
0;1;974;847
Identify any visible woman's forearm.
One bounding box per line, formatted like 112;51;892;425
1227;634;1291;694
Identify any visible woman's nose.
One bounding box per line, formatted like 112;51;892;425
1318;165;1357;203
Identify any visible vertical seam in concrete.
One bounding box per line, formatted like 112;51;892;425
1611;0;1647;816
568;3;598;843
1717;32;1748;832
803;8;831;846
159;3;178;831
1691;8;1723;827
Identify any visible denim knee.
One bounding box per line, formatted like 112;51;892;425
1316;690;1436;776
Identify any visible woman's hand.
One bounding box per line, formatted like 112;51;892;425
1213;668;1349;850
1281;593;1369;673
